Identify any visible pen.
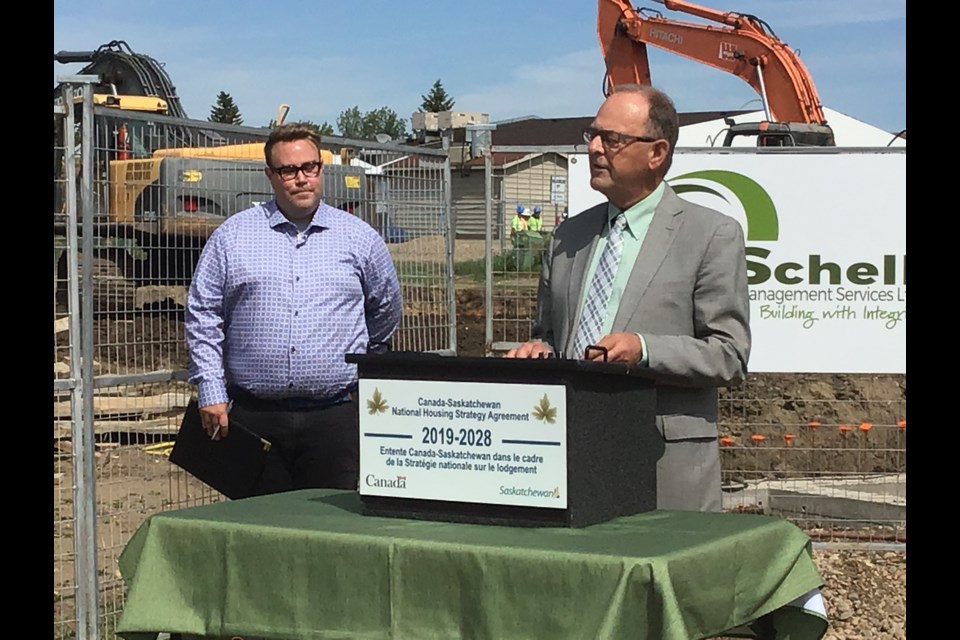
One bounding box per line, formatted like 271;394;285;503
210;399;233;440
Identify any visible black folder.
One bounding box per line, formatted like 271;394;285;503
169;400;272;499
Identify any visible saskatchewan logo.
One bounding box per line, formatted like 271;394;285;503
669;170;778;241
532;394;557;424
367;388;388;415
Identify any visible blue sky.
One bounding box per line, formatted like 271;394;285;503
53;0;906;134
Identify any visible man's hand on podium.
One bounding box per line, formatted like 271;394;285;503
587;332;643;364
506;334;643;363
504;341;554;359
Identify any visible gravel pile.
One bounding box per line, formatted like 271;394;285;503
813;547;906;640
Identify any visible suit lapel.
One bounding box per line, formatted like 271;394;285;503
614;187;684;328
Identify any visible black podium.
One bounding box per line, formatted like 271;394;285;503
347;353;664;528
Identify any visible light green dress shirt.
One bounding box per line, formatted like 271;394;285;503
575;182;665;365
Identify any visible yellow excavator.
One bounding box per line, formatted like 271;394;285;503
54;42;365;311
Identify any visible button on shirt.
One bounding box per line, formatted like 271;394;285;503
186;200;403;408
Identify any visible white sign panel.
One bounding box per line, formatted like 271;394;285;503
568;151;906;373
358;378;568;509
550;175;567;205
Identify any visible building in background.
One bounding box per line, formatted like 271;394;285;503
411;108;905;240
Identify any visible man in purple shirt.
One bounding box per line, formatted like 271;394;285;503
185;123;402;495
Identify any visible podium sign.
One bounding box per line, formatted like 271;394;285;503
359;378;568;509
347;353;662;528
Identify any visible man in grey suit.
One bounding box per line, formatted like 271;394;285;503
506;84;750;512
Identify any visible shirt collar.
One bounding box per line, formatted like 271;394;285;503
606;181;665;237
264;199;330;230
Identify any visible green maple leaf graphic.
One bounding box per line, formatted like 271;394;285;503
367;388;388;415
532;394;557;424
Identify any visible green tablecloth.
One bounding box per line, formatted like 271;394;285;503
117;489;826;640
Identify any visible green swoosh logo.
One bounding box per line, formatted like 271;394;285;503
669;170;778;241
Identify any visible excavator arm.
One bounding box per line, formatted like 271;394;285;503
598;0;832;142
54;40;188;118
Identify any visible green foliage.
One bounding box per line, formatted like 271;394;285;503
454;248;547;282
267;119;334;135
396;231;550;283
336;105;407;140
336;106;364;137
309;121;335;136
208;91;243;125
420;79;455;112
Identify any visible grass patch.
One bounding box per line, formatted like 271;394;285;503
454;249;545;282
395;235;549;284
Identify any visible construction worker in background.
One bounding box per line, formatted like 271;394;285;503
528;206;544;232
510;205;531;241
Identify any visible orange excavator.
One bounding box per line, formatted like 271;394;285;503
597;0;835;146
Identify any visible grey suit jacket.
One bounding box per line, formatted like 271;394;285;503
532;184;751;443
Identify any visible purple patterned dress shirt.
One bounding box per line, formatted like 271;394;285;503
186;200;402;408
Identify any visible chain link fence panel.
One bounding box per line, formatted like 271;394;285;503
54;86;454;638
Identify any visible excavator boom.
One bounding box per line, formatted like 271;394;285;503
598;0;830;138
598;0;653;87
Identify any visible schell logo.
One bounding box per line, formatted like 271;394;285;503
366;474;407;489
669;169;778;241
668;170;905;288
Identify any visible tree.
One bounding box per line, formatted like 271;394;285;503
420;79;455;112
336;106;365;138
267;118;334;135
336;106;407;140
208;91;244;125
307;121;335;136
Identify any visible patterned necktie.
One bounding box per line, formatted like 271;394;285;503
572;213;627;359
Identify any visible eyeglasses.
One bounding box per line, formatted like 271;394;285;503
582;127;660;150
269;160;323;181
